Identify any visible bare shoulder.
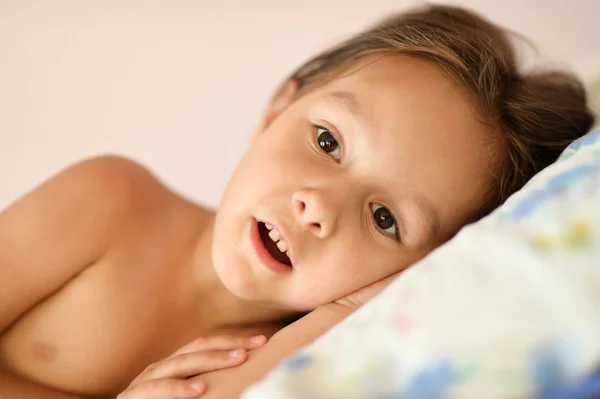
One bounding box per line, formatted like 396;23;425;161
40;154;179;221
0;154;179;331
73;154;205;223
54;154;168;204
1;154;184;250
0;154;164;243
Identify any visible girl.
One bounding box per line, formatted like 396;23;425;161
0;4;594;399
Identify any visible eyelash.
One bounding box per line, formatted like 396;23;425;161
311;123;401;242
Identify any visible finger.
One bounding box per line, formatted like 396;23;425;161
142;348;248;381
170;334;267;357
132;335;268;385
118;376;206;399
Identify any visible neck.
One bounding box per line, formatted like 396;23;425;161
190;211;300;331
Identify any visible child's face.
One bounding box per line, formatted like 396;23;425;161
213;54;493;311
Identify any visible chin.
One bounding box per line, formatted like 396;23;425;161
212;257;252;298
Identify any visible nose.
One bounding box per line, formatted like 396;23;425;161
292;188;338;238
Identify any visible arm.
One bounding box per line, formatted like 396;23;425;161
198;272;400;399
0;372;85;399
199;303;355;399
0;156;149;399
113;306;354;399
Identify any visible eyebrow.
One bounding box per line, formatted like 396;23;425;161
409;194;440;241
325;91;366;121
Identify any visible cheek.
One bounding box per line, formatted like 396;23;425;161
223;149;313;208
307;243;393;298
236;138;303;181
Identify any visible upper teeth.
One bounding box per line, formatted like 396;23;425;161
266;224;290;257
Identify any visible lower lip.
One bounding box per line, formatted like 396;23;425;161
250;218;293;274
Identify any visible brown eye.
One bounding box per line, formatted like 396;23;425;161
316;126;341;161
371;204;399;239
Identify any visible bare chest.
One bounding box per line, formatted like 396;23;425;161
0;255;210;398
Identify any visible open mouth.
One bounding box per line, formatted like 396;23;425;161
257;221;292;267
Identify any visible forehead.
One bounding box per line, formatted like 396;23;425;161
308;54;494;235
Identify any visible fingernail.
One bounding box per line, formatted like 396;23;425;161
190;380;205;393
229;349;245;358
250;335;265;344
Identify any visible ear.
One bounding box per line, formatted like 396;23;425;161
254;79;300;137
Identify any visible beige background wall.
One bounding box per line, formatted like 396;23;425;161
1;0;599;209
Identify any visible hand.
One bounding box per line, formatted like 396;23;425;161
334;272;400;309
116;334;267;399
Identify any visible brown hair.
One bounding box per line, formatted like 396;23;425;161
278;4;595;217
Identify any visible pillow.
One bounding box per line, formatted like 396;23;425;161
241;129;600;399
